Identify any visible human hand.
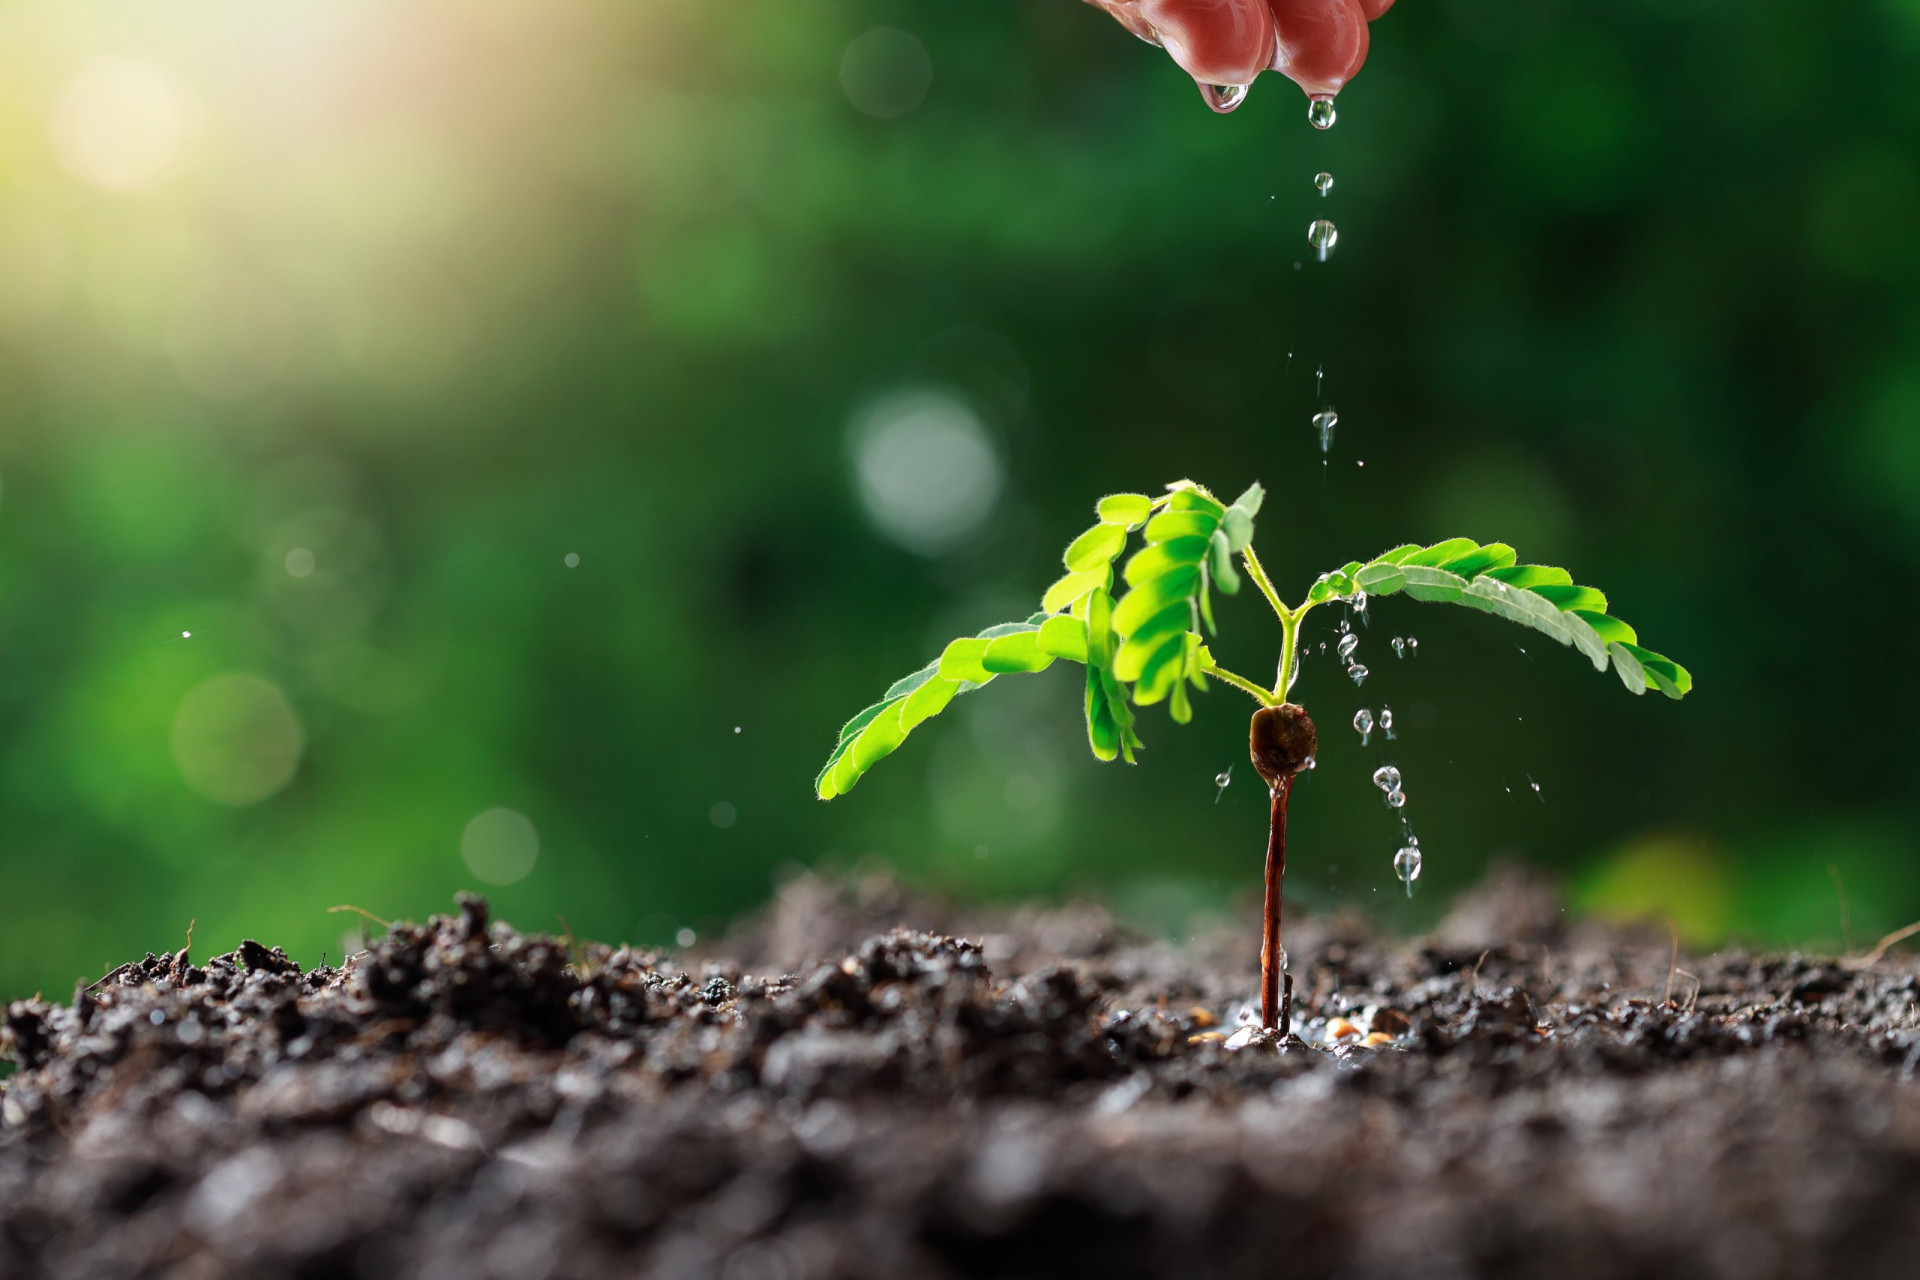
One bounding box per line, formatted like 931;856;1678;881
1085;0;1398;112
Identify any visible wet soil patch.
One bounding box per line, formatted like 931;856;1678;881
7;869;1920;1279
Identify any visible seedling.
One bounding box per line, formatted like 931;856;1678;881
817;480;1691;1039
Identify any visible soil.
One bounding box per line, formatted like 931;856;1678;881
7;867;1920;1280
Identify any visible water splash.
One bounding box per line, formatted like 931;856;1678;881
1308;219;1339;261
1313;409;1338;453
1352;707;1373;746
1307;96;1337;129
1314;171;1334;197
1200;82;1249;113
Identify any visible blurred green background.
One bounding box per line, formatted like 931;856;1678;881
3;0;1918;1000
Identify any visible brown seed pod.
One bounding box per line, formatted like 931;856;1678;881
1249;704;1317;786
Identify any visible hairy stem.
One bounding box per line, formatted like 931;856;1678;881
1240;545;1291;626
1200;657;1277;707
1261;775;1294;1033
1272;608;1301;702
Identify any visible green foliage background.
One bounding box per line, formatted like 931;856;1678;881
2;0;1917;998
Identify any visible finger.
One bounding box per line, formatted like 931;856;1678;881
1093;0;1277;93
1267;0;1370;98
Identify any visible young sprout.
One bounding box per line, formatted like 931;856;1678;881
816;481;1692;1040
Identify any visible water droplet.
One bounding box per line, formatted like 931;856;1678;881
1313;409;1338;452
1337;633;1359;660
733;726;743;734
1407;637;1419;656
1352;591;1369;620
1307;218;1339;261
1304;755;1317;770
1307;96;1337;130
1314;171;1334;196
1348;663;1369;686
180;630;192;639
1372;765;1401;792
1352;708;1373;745
1391;637;1405;659
1394;844;1422;885
1380;706;1396;740
1386;788;1407;810
1201;82;1249;113
1315;366;1325;396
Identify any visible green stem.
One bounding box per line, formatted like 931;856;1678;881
1273;609;1300;703
1200;656;1277;707
1241;545;1291;626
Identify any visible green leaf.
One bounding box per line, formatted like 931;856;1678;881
1113;629;1180;682
1042;569;1107;614
1096;493;1154;528
1112;566;1199;635
1441;543;1517;577
1037;615;1088;662
1401;538;1480;568
1124;536;1211;586
1165;485;1226;517
1064;523;1128;572
1230;482;1264;518
1534;584;1609;613
1308;538;1691;699
1143;511;1217;543
1484;564;1573;590
1209;528;1241;594
818;620;1071;800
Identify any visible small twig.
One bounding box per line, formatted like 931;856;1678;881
1847;919;1920;971
1675;968;1701;1013
1664;918;1679;1006
1467;949;1491;995
87;962;134;992
1827;865;1852;953
184;918;196;956
327;904;393;931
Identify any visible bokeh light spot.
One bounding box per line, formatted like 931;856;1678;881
460;808;540;885
840;28;932;120
170;675;304;807
710;801;738;829
850;387;1001;556
284;547;316;578
52;57;187;192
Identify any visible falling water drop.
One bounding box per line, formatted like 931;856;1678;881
1315;366;1325;396
1307;219;1339;261
1380;706;1396;741
1307;96;1337;129
1337;633;1359;660
1313;409;1338;452
1394;844;1423;891
1407;637;1419;656
1348;663;1369;686
1314;171;1334;197
1352;591;1369;622
1391;637;1406;659
1386;788;1407;810
1352;708;1374;745
1372;765;1402;792
1215;770;1233;788
1200;82;1250;113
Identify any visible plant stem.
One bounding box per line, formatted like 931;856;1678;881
1200;657;1276;707
1272;609;1300;702
1240;545;1291;626
1260;775;1294;1033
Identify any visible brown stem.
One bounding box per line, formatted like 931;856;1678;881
1260;775;1293;1034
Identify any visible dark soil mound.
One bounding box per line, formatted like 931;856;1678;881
7;870;1920;1280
